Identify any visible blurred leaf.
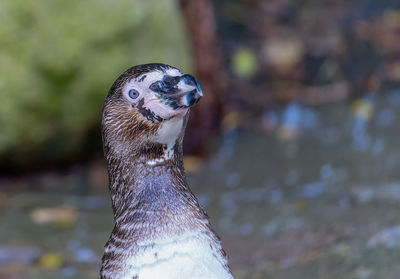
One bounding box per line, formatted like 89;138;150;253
38;252;63;269
30;206;78;228
276;126;298;141
183;155;204;174
351;99;374;120
262;37;304;70
232;48;257;78
222;111;242;132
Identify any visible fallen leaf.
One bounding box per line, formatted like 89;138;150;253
38;252;63;269
30;206;78;228
183;156;204;174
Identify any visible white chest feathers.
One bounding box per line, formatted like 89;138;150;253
113;233;233;279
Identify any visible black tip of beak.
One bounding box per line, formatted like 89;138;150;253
185;89;202;107
181;74;203;92
150;74;203;109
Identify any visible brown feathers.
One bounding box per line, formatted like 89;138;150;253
100;64;232;279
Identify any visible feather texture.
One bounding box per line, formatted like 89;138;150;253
100;64;233;279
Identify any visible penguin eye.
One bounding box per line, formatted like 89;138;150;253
128;89;140;100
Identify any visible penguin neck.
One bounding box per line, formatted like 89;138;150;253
105;142;207;238
107;151;185;217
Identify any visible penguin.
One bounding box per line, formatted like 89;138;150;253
100;63;234;279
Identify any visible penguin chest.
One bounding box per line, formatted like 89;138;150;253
124;234;233;279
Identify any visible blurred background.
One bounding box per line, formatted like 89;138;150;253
1;0;400;278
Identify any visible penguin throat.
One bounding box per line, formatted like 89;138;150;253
146;117;184;166
146;144;175;166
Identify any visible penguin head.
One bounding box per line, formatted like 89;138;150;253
102;63;202;157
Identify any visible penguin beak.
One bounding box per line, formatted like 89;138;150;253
149;74;203;109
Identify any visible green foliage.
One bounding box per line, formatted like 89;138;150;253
231;47;257;78
0;0;191;167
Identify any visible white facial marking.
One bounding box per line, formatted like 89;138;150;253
122;68;188;120
131;68;183;89
164;67;183;77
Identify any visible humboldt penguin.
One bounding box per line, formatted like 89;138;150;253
100;63;234;279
